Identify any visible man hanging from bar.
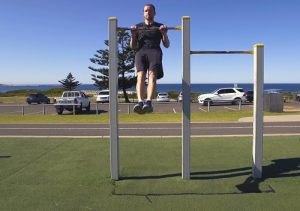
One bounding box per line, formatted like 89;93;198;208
130;3;170;114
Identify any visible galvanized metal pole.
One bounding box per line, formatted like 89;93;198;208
253;44;264;178
43;104;45;115
182;16;191;180
109;17;119;180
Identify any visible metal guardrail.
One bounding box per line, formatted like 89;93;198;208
201;100;243;112
0;103;133;115
0;101;253;115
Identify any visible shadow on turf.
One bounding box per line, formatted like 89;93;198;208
236;157;300;193
119;157;300;194
0;156;11;159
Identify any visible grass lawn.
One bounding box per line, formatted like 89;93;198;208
0;136;300;210
0;111;293;124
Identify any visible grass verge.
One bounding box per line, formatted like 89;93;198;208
0;136;300;210
0;111;292;123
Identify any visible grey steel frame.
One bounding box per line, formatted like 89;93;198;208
109;16;264;180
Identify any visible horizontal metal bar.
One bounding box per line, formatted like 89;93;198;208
118;26;182;31
191;50;253;55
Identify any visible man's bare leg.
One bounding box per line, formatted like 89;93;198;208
146;70;156;100
133;71;146;114
142;70;156;113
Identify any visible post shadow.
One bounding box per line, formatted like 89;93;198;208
119;157;300;194
236;157;300;193
0;156;11;159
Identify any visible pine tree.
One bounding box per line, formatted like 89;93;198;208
58;72;81;91
89;30;136;103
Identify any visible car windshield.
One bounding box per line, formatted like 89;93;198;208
159;93;168;96
236;88;244;92
211;89;219;94
99;91;109;95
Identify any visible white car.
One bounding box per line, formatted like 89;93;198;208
54;91;90;114
296;93;300;102
177;91;193;102
157;92;170;102
96;90;110;103
198;87;246;106
177;92;183;102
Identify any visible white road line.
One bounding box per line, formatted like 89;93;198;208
1;111;22;114
25;111;43;115
198;107;207;112
224;106;237;111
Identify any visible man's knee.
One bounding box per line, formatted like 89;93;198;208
137;71;146;81
148;70;157;80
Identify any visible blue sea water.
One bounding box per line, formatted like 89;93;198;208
0;83;299;93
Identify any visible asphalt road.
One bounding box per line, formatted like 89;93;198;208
1;122;300;137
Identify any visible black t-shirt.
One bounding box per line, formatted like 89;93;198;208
135;22;163;50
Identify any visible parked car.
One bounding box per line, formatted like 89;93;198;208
244;90;253;102
54;91;90;114
26;93;50;104
157;92;170;102
177;92;183;102
198;87;246;106
296;93;300;102
96;90;110;103
177;91;193;102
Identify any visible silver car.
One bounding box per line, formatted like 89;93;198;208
96;90;110;103
198;87;246;106
157;92;170;102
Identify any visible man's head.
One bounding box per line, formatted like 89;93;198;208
143;4;156;21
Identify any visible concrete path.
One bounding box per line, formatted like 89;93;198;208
239;114;300;122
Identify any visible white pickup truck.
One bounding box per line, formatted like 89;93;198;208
54;91;90;114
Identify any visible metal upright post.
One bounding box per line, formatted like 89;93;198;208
43;104;45;115
253;44;264;178
109;17;119;180
182;16;191;180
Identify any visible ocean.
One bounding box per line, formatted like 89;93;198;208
0;83;299;93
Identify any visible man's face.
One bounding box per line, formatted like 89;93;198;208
144;5;155;20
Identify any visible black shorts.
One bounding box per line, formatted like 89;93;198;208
135;47;164;79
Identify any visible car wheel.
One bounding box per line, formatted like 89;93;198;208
76;104;83;114
56;107;64;115
203;98;212;106
86;103;90;111
232;98;241;105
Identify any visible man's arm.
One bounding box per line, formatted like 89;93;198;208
130;26;138;49
160;25;170;48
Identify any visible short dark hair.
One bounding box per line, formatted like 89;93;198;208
144;3;156;12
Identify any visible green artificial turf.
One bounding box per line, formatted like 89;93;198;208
0;136;300;210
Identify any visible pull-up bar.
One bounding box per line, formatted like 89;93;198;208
190;50;253;54
118;26;182;31
108;16;264;181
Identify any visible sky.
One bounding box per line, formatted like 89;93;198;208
0;0;299;85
